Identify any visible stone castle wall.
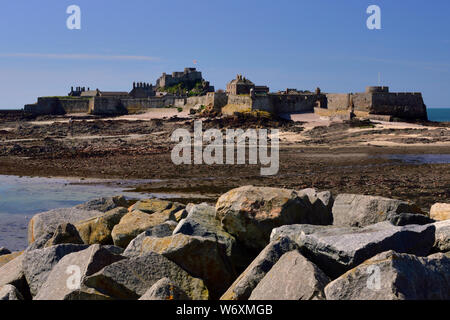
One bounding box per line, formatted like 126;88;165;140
24;88;428;120
24;97;91;115
324;92;427;120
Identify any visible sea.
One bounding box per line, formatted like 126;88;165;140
427;108;450;122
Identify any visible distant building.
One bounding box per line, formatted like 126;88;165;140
69;86;90;96
156;67;203;89
226;75;269;95
80;89;129;97
129;82;155;98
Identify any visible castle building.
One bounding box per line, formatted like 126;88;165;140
129;82;155;98
80;89;129;97
226;75;269;95
156;67;203;89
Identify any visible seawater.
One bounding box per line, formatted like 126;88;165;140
427;108;450;122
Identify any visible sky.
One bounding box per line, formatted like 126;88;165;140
0;0;449;109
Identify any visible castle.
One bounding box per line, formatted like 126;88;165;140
23;68;428;121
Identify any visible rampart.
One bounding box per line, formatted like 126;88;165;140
324;87;427;120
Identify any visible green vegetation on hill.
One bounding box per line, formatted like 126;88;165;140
158;80;207;97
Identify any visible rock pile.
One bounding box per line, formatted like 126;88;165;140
0;187;448;300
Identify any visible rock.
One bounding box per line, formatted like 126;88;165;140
332;194;424;228
28;208;104;244
174;209;188;222
0;255;30;300
173;203;249;270
271;221;435;278
221;237;298;300
75;195;128;212
430;203;450;221
83;252;209;300
387;212;435;226
325;250;450;300
0;251;23;268
141;234;235;299
102;245;125;255
23;244;88;296
112;209;178;248
75;207;128;245
216;186;327;252
433;220;450;252
123;221;177;258
0;284;23;300
297;188;334;225
249;250;330;300
45;223;84;247
129;198;184;215
139;278;190;300
26;231;54;251
35;244;125;300
0;247;11;256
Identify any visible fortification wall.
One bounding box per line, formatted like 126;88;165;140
370;92;427;120
24;97;90;115
325;94;350;111
269;94;322;113
252;96;273;112
352;93;372;111
89;97;126;115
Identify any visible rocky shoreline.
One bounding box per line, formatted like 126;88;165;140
1;186;449;300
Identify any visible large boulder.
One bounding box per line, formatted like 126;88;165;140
332;194;424;228
215;186;328;252
0;247;11;256
129;199;184;214
75;207;128;245
111;210;175;248
430;203;450;221
83;252;209;300
221;237;298;300
0;255;30;300
0;284;23;300
297;188;334;225
271;221;436;278
35;244;126;300
433;220;450;253
325;251;450;300
0;251;23;268
249;250;330;300
28;208;104;244
141;233;235;299
122;221;177;258
111;199;184;248
387;212;435;226
44;223;84;247
75;195;128;212
138;278;190;300
174;203;250;271
23;244;88;296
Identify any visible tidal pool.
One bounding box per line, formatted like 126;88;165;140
0;175;172;251
380;154;450;165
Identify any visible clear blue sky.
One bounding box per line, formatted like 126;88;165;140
0;0;449;109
